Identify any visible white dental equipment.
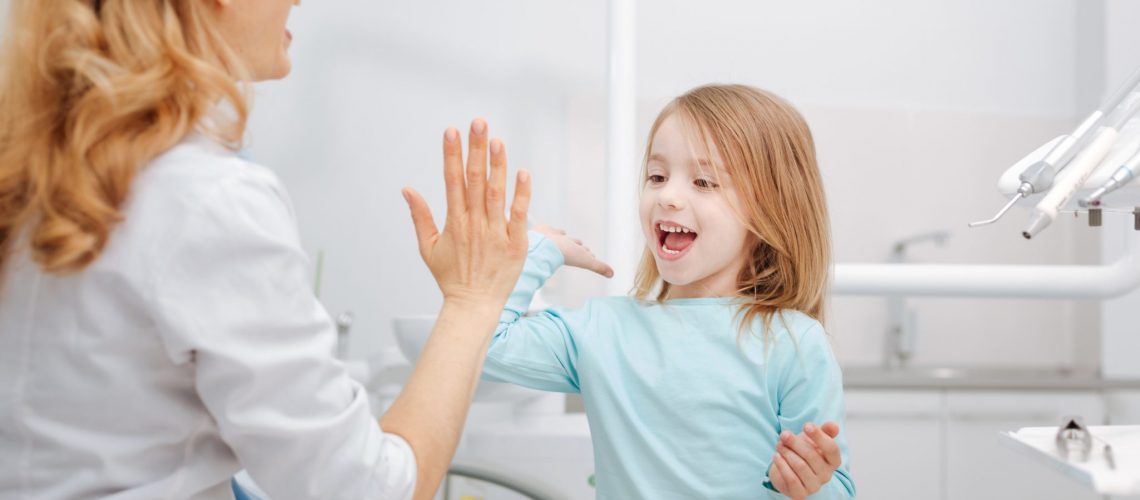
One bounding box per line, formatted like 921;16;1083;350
1081;148;1140;208
971;65;1140;234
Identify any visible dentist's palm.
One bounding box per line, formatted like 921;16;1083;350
403;120;532;307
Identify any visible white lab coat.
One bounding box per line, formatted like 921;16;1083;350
0;132;416;499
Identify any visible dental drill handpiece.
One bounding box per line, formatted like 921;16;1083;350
1080;147;1140;208
968;112;1104;227
1022;90;1140;238
971;65;1140;228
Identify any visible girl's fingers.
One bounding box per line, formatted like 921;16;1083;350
588;258;615;278
486;138;508;229
465;119;489;217
806;422;843;468
442;128;466;219
769;459;788;493
783;430;827;476
774;454;807;499
779;443;821;493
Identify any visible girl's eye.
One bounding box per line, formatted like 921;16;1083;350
694;178;719;190
648;174;667;184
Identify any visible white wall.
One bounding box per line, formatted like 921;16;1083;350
246;0;608;358
1100;0;1140;379
249;0;1097;369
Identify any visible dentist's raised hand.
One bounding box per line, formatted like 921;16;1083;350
533;224;614;278
402;119;532;309
387;119;533;500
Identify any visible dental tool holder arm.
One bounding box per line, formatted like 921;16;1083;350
834;119;1140;299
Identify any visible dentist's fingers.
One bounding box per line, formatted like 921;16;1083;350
465;119;489;217
486;138;508;229
507;169;532;249
442;128;466;219
402;188;439;260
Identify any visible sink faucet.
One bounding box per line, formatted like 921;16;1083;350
335;311;354;360
885;231;950;368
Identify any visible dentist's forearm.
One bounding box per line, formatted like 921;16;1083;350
379;298;501;500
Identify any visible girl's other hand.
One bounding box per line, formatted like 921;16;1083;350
402;119;533;311
768;421;842;500
533;224;614;278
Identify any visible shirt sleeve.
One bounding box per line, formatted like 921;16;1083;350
765;321;857;499
149;166;416;500
480;231;583;393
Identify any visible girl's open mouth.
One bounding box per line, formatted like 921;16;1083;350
655;221;697;261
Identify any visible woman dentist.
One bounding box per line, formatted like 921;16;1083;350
0;1;531;499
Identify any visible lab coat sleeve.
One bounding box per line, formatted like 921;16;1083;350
766;322;857;499
481;231;583;393
149;167;416;500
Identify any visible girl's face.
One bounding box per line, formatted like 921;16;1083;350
639;114;751;299
211;0;300;81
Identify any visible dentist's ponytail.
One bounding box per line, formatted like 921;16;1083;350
0;0;250;275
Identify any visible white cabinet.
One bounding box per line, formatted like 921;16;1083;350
847;389;1108;500
845;391;943;499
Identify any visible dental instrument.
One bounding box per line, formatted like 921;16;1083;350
1056;416;1093;462
1080;148;1140;208
1021;89;1140;239
971;66;1140;228
1054;417;1117;471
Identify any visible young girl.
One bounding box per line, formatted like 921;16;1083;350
482;84;856;499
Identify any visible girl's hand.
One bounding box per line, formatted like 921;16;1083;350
402;119;532;311
769;421;842;500
533;224;614;278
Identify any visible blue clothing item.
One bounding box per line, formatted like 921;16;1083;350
232;479;257;500
483;232;856;499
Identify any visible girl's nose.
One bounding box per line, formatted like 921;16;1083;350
657;182;685;210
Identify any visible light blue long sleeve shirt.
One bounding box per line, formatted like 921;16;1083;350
482;233;856;499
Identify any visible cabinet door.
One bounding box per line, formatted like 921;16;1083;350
945;391;1104;500
845;390;943;499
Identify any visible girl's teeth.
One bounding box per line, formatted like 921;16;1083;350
658;224;692;233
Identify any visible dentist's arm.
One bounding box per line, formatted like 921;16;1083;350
381;119;531;500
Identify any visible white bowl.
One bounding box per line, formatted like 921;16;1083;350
392;316;549;404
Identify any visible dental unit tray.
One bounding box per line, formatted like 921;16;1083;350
1003;424;1140;495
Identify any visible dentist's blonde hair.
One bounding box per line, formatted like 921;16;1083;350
0;0;249;275
633;84;831;338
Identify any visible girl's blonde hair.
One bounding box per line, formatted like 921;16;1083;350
0;0;250;275
633;84;831;338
